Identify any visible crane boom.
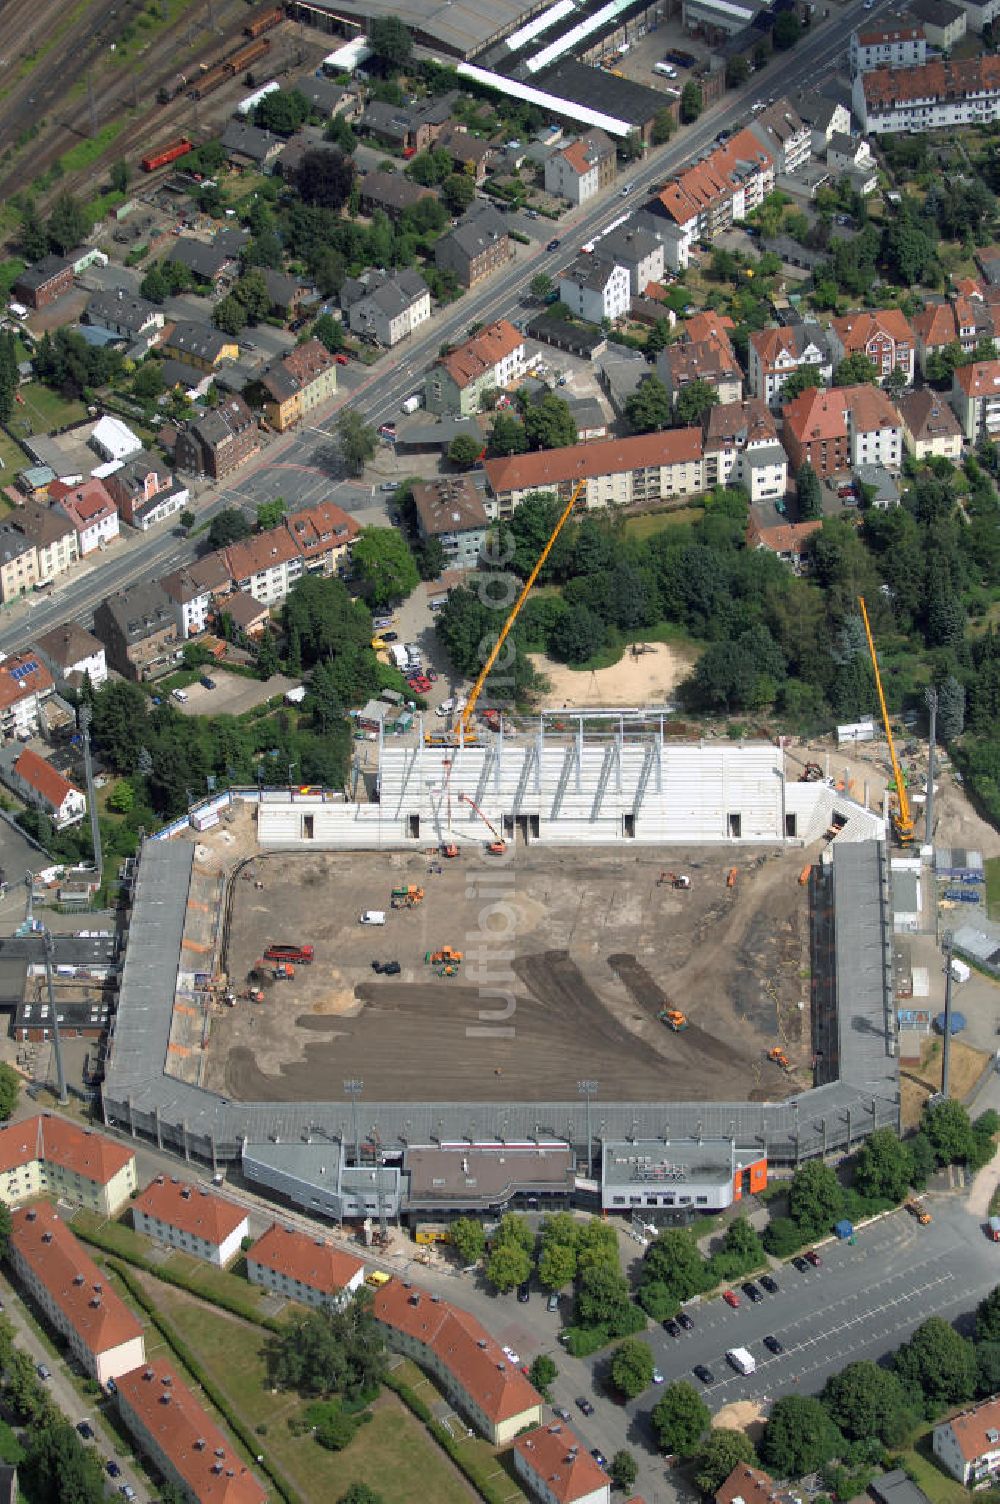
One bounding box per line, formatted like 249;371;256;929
858;595;913;845
458;791;502;840
427;479;586;746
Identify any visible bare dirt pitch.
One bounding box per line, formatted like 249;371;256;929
204;844;813;1106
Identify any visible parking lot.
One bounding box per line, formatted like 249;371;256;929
171;668;298;718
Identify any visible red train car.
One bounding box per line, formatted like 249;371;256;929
244;5;284;38
140;137;194;173
225;36;271;72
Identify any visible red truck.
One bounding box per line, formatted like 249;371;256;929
264;943;314;965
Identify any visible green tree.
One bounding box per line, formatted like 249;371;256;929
834;353;879;387
680;81;702;124
640;1228;709;1313
977;1341;1000;1398
787;1158;844;1235
651;1381;710;1456
213;294;247;337
369;16;413;69
46;193;90;255
256;497;287;532
853;1128;913;1203
530;272;554;301
575;1218;619;1273
529;1354;557;1397
0;333;17;426
725;55;749;86
495;1212;535;1252
652;108;675;146
449;1217;486;1264
937;674;965;740
255;632;279;682
352;527;419;607
695;1429;757;1494
312;313;346;354
524;393;577;450
884;365;908;399
442;173;475;215
761;1396;842;1476
922;1097;975;1166
89;680;150;773
977;1286;1000;1343
265;1294;386;1397
576;1262;634;1333
893;1316;977;1415
18;202;49;262
675;378;719;427
610;1338;654;1398
539;1240;577;1291
106;781;135;815
549;603;605;665
132;361;165;401
486;1239;532;1291
293;148;355;210
773;9;800;47
822;1361;916;1446
611;1450;639;1492
448;433;483;470
797;462;823;521
0;1202;11;1261
337;408;378;475
340;1487;385;1504
722;1216;765;1270
208;508;252;550
22;1417;105;1504
626;374;672;434
489;412;527;456
255;87;311;136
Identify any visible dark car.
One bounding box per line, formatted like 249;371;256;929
517;1281;531;1303
383;960;401;976
805;1250;822;1267
106;1462;122;1479
792;1256;811;1273
677;1311;694;1331
382;631;399;642
694;1364;715;1385
591;1449;609;1470
664;1318;681;1337
200;676;216;690
742;1282;763;1304
760;1275;779;1295
76;1422;94;1439
371;960;384;973
764;1335;785;1355
576;1396;595;1416
546;238;561;252
553;1406;571;1422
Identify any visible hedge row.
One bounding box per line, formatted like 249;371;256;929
383;1369;514;1504
72;1222;283;1332
106;1258;302;1504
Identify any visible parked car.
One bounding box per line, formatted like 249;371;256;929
76;1421;94;1439
36;1364;51;1380
120;1487;136;1502
106;1462;122;1478
334;353;349;365
576;1396;595;1416
517;1281;531;1303
591;1449;609;1469
764;1335;785;1354
677;1311;694;1331
382;631;398;642
652;1367;665;1384
664;1318;681;1337
805;1249;822;1267
792;1256;811;1273
200;676;216;690
760;1274;779;1295
723;1290;740;1308
546;238;560;252
694;1364;715;1385
547;1293;560;1313
553;1406;571;1421
380;480;398;492
742;1282;763;1304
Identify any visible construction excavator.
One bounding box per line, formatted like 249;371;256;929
658;1008;689;1032
458;792;507;855
859;596;914;846
767;1046;791;1070
425;480;586;747
657;871;691;890
391;885;425;908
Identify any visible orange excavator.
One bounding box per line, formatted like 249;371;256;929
726;868;738;888
458;792;507;855
768;1046;791;1070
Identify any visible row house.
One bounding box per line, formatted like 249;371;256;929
782;384;903;477
544;129;617;206
483;429;704;520
434;201;509;289
1;746;86;830
747;322;833;408
514;1423;611;1504
159;554;232;640
247;1222;365;1309
357;171;437;223
104;450;190;531
255;338;338;433
912;297;994;376
853;54;1000;133
0;653;55;742
13;501;79;583
117;1361;266;1504
33;621;107;692
341;267;431;349
436;123;494;183
223;529;302;609
657;312;743;407
898;388;964;461
704;401;787;505
48;477;119;555
829;309;916;386
175;395;260;481
557;257;631;326
0;528;40;603
426;320;525;416
747;99;812;175
952;358;1000;440
0;1115;136;1214
590;225;664;298
133;1177;249;1268
9;1204;145;1385
934;1397;1000;1487
283;500;358;578
849;22;926;73
908;0;967;47
373;1278;542;1445
791;91;852;156
93;581;179;681
653;129;774;271
160;321;240;372
357;93;453;152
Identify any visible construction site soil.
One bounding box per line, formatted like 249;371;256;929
205;846;813;1106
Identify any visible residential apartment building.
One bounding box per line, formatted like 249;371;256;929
4;747;86;830
13;501;80;583
853;54;1000;133
913;297;993;375
246;1223;365;1309
373;1278;542;1445
748;99;812;175
716;1463;800;1504
412;476;489;570
791;91;852;155
175;396;260;480
104;451;190;531
898;388;964;461
132;1177;249;1268
704;400;787;504
906;0;966;46
746;516;823;572
544;130;617;205
34;621;107;691
48;477;119;555
959;0;1000;33
850;22;926;72
513;1423;610;1504
0;1115;136;1214
657;312;743;407
591;225;664;298
256;339;338;433
952;358;1000;440
9;1204;145;1385
160;322;240;371
557;257;631;326
434;202;509;289
93;581;179;680
425;320;525;416
357;171;437;222
483;429;704;518
342;267;431;348
116;1361;267;1504
0;529;40;603
13;255;73;310
84;289;164;342
782;384;902;476
223;529;303;608
653;129;774;271
829;309;916;386
747;322;833;408
849;385;904;468
283;501;358;577
0;653;55;742
935;1399;1000;1487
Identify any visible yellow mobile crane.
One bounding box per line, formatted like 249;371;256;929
426;480;586;747
858;595;914;846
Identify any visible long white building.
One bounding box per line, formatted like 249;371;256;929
854;54;1000;133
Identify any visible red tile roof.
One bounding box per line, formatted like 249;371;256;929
11;1202;144;1356
12;746;81;811
843;384;902;432
439;320;523;390
716;1464;782;1504
0;1113;134;1183
283;501;359;560
0;653;54;712
782;386;848;444
514;1423;609;1503
279;336;336;388
912;301;961;348
484;428;702;494
247;1223;364;1295
222;528;299;581
746;517;822;555
49;477;116;528
862;55;1000;109
831;308;914;353
954;358;1000;397
656;129;773;226
116;1361;267;1504
374;1278;541;1425
134;1177;247;1247
558;130;614;177
856;23;923;43
942;1399;1000;1463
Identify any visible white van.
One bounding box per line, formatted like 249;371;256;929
360;910;386;925
171;688;189;704
726;1347;756;1375
436;698;456;718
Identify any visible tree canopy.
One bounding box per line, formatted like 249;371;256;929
761;1396;842;1476
651;1381;710;1456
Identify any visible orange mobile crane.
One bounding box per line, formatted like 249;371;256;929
858;596;914;846
457;792;507;855
426;480;586;747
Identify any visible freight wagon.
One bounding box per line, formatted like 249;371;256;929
245;5;284;38
140;138;194;172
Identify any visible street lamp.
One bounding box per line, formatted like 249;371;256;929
578;1079;598;1177
344;1079;363;1166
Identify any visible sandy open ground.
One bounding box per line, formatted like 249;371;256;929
529;642;700;710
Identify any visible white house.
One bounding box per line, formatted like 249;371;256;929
934;1398;1000;1487
0;653;55;743
246;1223;365;1308
847;386;904;469
343;267;431;348
854;54;1000;133
704;400;787;505
591;225;664;297
849;22;926;73
3;746;86;830
748;99;812;175
952;358;1000;441
90;415;143;463
557;257;631;324
544;130;616;205
826;132;873;175
49;477;119;555
0;1115;137;1215
748;323;833;408
132;1176;249;1268
33;621;108;690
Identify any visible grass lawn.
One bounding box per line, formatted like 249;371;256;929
901;1432;971;1504
624;506;703;540
146;1286;480;1504
986;855;1000;922
0;427;27;487
14;384;87;436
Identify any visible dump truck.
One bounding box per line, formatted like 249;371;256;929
768;1047;791;1070
440;843;459;858
658;872;691;889
263;944;313;965
428;947;463;965
989;1217;1000;1242
798;865;812;886
658;1009;689;1032
906;1199;931;1225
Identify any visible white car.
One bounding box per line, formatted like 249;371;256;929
652;1367;665;1383
502;1345;521;1364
